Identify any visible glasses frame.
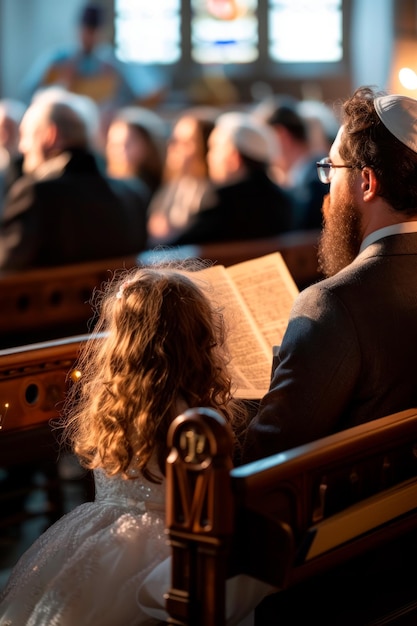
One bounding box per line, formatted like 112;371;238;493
316;157;354;184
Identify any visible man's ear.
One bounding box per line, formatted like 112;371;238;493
43;122;59;150
361;167;378;199
229;146;244;173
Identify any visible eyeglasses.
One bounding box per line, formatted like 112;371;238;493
316;157;354;184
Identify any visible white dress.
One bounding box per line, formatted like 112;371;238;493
0;464;169;626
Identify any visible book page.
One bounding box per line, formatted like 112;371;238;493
226;252;299;349
190;264;272;399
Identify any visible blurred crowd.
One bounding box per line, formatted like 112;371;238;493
0;2;341;272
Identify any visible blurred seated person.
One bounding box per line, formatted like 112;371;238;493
20;3;135;122
105;106;167;197
0;92;150;271
167;111;293;246
0;99;26;200
147;107;218;245
254;95;329;231
298;99;340;158
30;85;105;165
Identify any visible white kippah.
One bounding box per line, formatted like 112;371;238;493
215;112;277;164
374;94;417;153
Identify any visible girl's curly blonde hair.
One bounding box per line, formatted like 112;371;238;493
62;263;246;482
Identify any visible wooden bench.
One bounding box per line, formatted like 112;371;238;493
0;230;320;349
165;407;417;625
0;256;137;348
0;335;92;529
0;334;88;441
139;229;323;291
2;340;417;623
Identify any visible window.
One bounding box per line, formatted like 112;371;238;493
269;0;343;63
114;0;181;64
191;0;258;64
114;0;343;67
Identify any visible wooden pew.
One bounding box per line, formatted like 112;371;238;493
0;256;137;348
165;407;417;625
0;230;320;349
3;340;416;623
139;229;323;291
0;334;88;441
0;335;92;529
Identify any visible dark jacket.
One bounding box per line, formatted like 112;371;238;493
170;170;293;246
0;149;149;270
243;233;417;461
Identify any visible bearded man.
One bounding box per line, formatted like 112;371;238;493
243;85;417;461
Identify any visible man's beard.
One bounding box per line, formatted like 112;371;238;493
318;192;363;278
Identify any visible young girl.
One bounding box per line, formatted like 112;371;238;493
0;264;246;625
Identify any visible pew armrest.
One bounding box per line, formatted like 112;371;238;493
165;407;417;625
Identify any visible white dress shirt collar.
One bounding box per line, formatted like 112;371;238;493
359;221;417;253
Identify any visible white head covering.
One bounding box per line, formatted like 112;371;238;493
374;94;417;153
215;112;277;164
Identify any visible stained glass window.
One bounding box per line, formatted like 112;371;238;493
114;0;181;64
191;0;258;64
114;0;343;66
269;0;343;63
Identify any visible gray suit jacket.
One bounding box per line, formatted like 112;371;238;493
243;232;417;461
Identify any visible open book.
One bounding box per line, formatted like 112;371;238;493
190;253;299;399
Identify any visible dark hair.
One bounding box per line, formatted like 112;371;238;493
127;123;164;193
263;96;308;143
195;117;216;162
79;3;104;29
164;109;217;180
340;85;417;215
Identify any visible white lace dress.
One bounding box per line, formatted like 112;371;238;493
0;464;168;626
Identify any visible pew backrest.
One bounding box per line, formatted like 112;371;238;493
0;256;137;348
0;231;321;349
165;407;417;625
138;229;322;290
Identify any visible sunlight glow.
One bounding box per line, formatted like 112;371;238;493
399;67;417;91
